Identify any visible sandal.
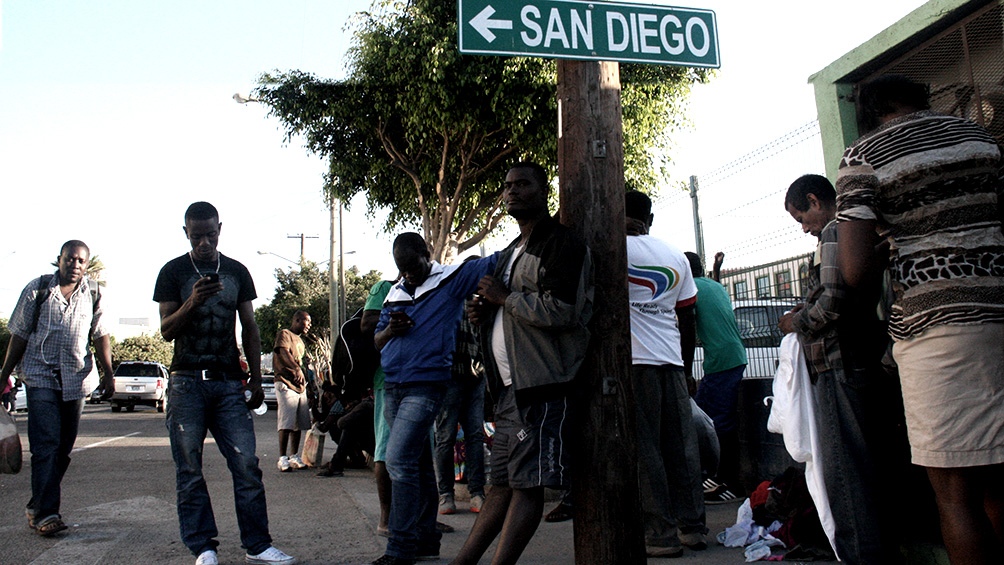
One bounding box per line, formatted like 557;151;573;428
26;508;36;530
544;502;574;523
35;515;68;537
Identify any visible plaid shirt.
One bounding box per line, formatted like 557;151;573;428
792;221;847;377
8;274;108;400
792;221;885;379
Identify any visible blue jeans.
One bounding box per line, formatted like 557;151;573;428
694;364;746;433
25;386;84;520
433;378;486;497
166;376;271;556
384;382;446;559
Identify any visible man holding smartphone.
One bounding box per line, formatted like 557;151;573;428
154;201;295;565
369;233;498;565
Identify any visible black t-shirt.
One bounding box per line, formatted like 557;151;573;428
153;253;256;373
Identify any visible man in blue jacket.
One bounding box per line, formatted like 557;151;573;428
371;232;498;565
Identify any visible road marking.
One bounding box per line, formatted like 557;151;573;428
71;431;141;453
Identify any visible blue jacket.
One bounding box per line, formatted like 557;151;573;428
377;255;498;384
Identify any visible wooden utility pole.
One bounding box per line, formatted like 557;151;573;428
557;59;645;564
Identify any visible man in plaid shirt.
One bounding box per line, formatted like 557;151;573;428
1;240;115;537
779;175;904;564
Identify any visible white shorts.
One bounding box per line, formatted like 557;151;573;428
275;381;311;431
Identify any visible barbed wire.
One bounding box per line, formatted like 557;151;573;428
699;120;821;187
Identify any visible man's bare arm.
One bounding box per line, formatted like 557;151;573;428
238;300;261;384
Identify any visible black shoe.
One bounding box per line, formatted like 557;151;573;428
704;483;740;504
317;467;344;477
415;544;440;561
371;555;414;565
544;502;573;522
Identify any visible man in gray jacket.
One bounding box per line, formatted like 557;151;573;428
451;162;593;565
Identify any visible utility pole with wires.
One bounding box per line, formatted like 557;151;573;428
287;233;319;263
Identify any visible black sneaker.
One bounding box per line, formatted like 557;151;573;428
371;555;414;565
704;483;740;504
415;545;440;561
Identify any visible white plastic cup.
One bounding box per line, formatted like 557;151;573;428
244;390;268;415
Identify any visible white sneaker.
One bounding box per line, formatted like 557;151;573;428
288;454;305;469
470;494;485;513
246;546;297;564
438;493;456;515
277;456;291;472
196;550;219;565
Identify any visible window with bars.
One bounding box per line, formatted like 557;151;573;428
755;275;771;298
775;270;794;297
734;280;749;301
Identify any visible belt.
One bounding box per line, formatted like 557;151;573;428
171;369;243;381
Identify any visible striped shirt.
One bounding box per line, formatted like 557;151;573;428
8;274;108;400
835;110;1004;340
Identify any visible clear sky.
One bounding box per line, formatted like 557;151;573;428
0;0;927;334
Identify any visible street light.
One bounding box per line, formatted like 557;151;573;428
257;250;299;265
258;250;331;267
233;92;260;104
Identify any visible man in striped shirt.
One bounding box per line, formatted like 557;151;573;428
835;75;1004;564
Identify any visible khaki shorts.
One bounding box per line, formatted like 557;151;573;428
893;323;1004;468
275;381;311;431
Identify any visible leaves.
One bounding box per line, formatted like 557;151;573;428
253;262;383;354
111;332;173;369
254;0;709;260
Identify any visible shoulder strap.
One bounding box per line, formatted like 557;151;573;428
30;275;54;335
29;275;101;336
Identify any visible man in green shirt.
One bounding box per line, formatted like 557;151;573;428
686;252;747;503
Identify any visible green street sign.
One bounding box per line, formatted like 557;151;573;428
458;0;719;67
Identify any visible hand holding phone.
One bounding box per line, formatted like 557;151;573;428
204;272;220;283
389;310;415;333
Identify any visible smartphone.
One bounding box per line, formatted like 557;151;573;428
390;311;413;325
204;273;220;283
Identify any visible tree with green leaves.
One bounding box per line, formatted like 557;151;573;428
111;332;173;369
255;262;383;353
254;0;709;262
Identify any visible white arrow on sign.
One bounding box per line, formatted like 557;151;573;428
470;5;512;43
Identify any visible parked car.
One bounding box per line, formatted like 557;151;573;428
694;298;800;380
87;386;105;404
110;361;169;413
4;377;28;413
261;374;277;408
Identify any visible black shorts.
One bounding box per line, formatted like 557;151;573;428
490;386;572;489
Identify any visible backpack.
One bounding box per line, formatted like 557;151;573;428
330;310;379;403
30;274;101;338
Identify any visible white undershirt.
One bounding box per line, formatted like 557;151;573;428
491;245;523;387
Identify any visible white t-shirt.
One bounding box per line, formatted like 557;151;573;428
491;246;523;386
626;235;697;366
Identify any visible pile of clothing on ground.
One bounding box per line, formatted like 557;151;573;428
718;467;836;562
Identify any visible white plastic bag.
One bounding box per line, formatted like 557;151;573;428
0;408;23;474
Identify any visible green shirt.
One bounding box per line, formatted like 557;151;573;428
694;277;747;374
365;280;394;390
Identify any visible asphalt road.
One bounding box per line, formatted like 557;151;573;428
0;404;760;565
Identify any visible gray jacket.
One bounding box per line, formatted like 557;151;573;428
482;215;594;404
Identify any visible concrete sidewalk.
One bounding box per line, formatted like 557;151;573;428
335;471;756;564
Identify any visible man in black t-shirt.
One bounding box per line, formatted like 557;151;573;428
154;201;295;565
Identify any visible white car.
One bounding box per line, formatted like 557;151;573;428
694;298;800;380
110;361;170;413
